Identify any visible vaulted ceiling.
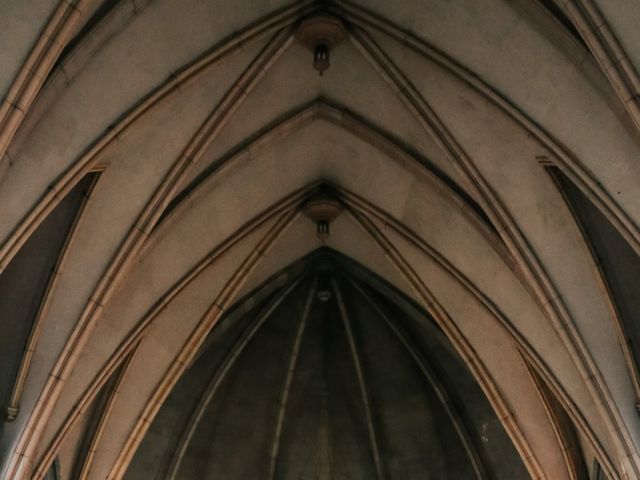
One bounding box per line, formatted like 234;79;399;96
2;1;640;479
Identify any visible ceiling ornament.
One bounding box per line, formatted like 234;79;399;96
295;14;347;75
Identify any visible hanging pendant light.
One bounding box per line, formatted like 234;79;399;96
302;188;343;243
295;14;346;76
313;43;331;75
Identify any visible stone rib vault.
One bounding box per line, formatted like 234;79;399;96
1;1;640;479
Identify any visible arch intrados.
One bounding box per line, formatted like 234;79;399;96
35;189;581;478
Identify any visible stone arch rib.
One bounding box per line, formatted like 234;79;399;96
165;276;304;480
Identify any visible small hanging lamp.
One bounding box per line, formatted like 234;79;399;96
313;43;331;75
302;190;343;243
295;14;347;76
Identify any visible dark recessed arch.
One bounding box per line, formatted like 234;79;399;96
548;165;640;403
125;248;530;480
0;171;99;423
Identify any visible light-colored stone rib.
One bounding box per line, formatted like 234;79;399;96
105;208;299;480
333;278;385;480
6;173;99;422
346;25;631;479
166;276;304;480
345;206;545;479
32;187;310;478
75;343;139;480
7;26;295;480
267;278;317;480
349;278;489;480
336;186;614;479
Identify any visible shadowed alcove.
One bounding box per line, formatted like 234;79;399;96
125;250;529;479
